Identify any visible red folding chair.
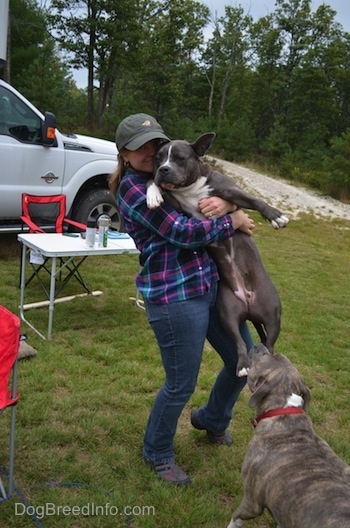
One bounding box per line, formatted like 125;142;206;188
0;305;20;501
20;193;86;234
20;194;91;297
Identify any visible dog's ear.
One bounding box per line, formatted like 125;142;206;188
248;377;270;408
191;133;216;157
300;381;311;411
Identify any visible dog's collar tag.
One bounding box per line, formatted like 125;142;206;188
252;407;304;428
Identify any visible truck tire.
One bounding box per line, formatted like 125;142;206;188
72;189;124;231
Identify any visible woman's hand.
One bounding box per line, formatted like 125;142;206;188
199;196;255;235
198;197;237;218
230;210;255;236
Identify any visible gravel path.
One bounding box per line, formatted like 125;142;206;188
210;157;350;222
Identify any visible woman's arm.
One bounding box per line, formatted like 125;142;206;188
118;174;254;248
199;196;255;235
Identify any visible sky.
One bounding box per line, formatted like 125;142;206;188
73;0;350;88
203;0;350;32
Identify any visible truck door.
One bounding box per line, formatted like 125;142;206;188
0;84;65;219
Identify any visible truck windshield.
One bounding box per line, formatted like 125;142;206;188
0;85;42;143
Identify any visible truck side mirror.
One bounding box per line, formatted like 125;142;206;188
42;111;57;146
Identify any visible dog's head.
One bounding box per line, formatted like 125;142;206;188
247;344;311;413
153;133;215;190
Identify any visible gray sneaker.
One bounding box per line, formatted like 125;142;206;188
191;410;233;445
144;458;191;485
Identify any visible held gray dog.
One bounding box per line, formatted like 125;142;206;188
147;133;289;377
227;343;350;528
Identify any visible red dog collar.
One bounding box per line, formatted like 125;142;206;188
252;407;304;428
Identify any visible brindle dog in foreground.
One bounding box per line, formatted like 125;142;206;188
227;344;350;528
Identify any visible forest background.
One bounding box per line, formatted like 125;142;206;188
2;0;350;201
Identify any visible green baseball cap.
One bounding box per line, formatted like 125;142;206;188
115;113;170;151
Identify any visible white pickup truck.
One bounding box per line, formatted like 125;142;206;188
0;79;121;232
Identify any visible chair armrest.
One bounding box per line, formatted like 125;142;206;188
20;215;46;233
63;218;87;231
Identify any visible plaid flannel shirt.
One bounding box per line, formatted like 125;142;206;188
117;169;235;304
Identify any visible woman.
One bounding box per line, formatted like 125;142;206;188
109;113;255;485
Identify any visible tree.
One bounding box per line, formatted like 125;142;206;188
49;0;107;127
203;6;253;127
6;0;73;116
322;130;350;199
49;0;208;130
245;1;347;159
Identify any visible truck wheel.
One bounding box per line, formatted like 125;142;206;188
72;189;124;231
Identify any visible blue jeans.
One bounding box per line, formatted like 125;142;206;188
142;282;253;464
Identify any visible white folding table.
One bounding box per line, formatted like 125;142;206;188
18;233;139;340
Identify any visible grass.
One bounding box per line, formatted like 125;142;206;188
0;212;349;528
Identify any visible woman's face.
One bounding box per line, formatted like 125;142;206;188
123;139;159;174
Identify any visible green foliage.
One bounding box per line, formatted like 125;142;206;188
3;0;350;200
9;0;48;81
7;0;73;114
216;116;256;161
261;120;290;160
321;129;350;199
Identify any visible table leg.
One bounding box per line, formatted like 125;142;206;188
19;243;26;322
18;248;104;340
19;244;47;339
47;256;57;340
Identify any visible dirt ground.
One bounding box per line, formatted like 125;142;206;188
211;157;350;223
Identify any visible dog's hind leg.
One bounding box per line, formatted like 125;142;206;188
227;494;265;528
252;322;267;345
217;316;250;377
258;309;281;353
227;519;243;528
216;284;250;377
249;291;281;353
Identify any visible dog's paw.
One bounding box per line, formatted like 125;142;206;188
271;214;289;229
146;181;164;209
238;367;249;377
227;518;244;528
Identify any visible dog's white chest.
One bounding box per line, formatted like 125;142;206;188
171;177;212;218
146;176;212;218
